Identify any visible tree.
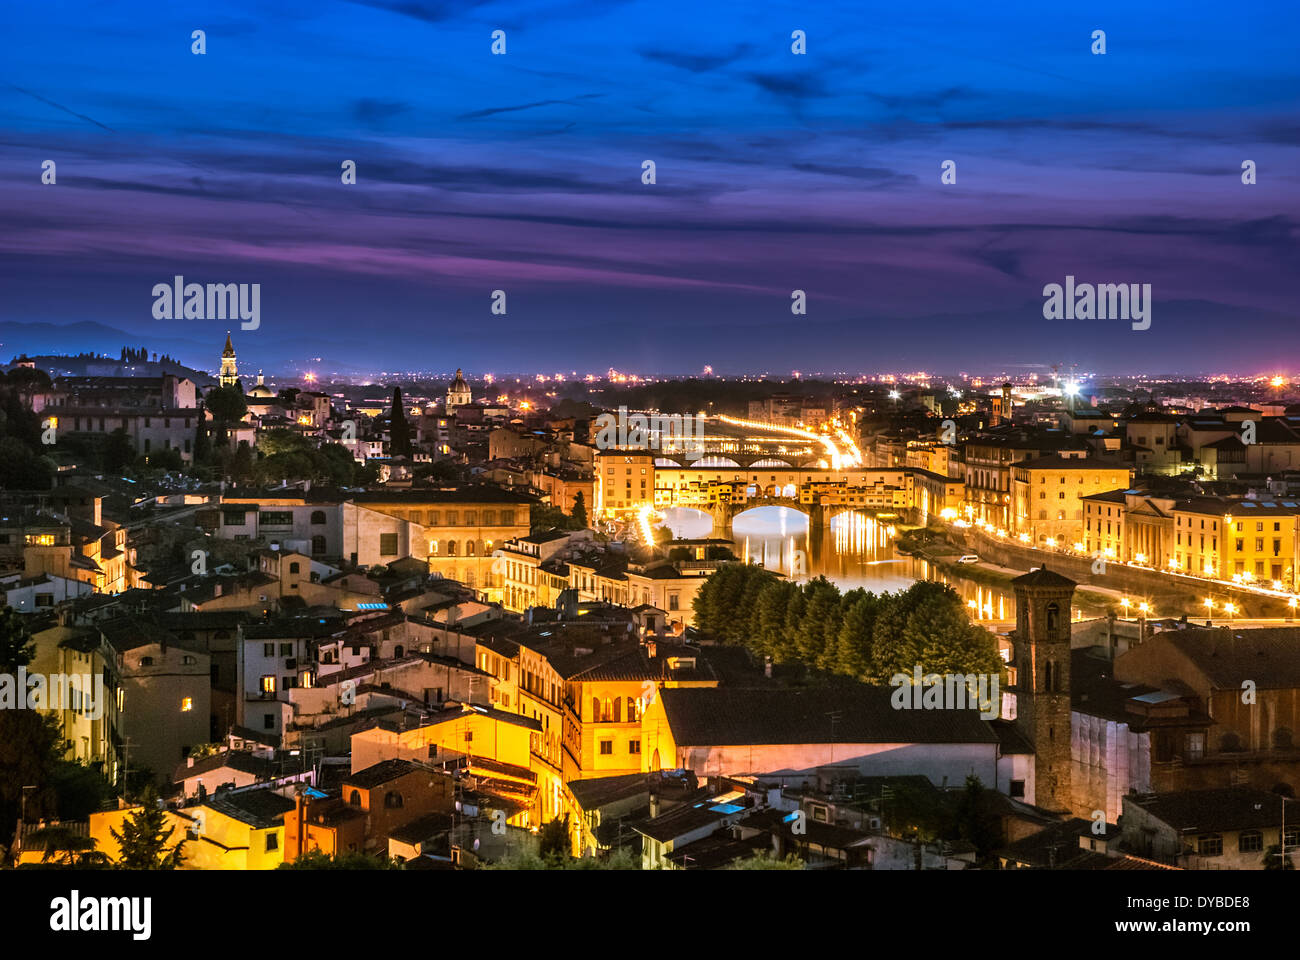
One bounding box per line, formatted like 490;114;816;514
570;491;588;528
204;385;247;438
537;815;571;861
949;776;1002;867
278;850;403;869
725;852;805;870
0;711;62;843
0;436;54;490
389;387;412;457
103;428;136;474
49;760;114;821
23;827;108;868
796;577;841;667
109;791;186;869
0;606;35;673
836;591;880;679
1263;844;1295;870
485;847;639;870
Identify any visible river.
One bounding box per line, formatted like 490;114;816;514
659;505;1101;624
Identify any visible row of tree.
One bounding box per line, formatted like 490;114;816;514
691;565;1004;684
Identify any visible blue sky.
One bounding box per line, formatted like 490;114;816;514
2;0;1298;375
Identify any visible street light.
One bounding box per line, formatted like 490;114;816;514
1120;597;1131;617
1224;601;1237;621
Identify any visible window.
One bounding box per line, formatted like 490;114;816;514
312;535;327;556
223;509;248;526
1198;834;1223;857
427;744;438;759
599;740;613;755
1185;732;1205;760
263;713;275;730
629;740;641;754
384;791;404;809
349;790;361;806
261;675;276;695
259;511;293;526
311;510;327;525
289;561;300;574
1009;780;1025;798
1238;830;1263;853
379;533;398;556
263;643;275;657
181;697;193;712
265;833;278;852
140;656;154;667
280;643;293;656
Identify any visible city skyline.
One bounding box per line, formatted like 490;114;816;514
3;0;1299;373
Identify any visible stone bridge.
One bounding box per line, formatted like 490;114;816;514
652;451;826;469
697;496;827;536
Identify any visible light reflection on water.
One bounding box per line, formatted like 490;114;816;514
659;505;1043;622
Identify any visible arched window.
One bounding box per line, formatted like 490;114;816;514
603;697;613;723
394;645;404;659
384;791;403;809
349;790;361;806
612;697;622;723
310;511;327;525
1045;602;1060;634
592;696;601;722
466;540;476;557
627;696;640;722
447;540;458;556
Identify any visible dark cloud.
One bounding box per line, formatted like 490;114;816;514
790;162;917;187
353;98;411;126
456;93;602;120
747;72;829;100
639;44;753;73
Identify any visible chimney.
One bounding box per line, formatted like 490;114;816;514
649;789;659;819
187;756;195;768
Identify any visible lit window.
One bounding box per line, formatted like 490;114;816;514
181;697;193;712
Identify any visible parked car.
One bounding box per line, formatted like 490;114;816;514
957;555;980;564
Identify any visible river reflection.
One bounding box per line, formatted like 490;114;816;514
659;505;1096;623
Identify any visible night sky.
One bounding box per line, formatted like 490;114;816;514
2;1;1298;375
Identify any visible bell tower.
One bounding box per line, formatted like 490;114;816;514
219;331;238;389
1010;566;1075;814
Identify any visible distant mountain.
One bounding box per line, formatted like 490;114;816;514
0;320;380;376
